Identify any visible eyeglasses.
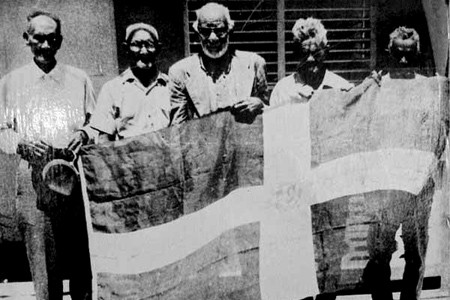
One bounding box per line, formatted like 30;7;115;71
30;33;60;45
198;27;228;38
298;49;326;61
390;47;418;61
129;42;157;52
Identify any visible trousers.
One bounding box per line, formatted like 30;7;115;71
17;159;92;300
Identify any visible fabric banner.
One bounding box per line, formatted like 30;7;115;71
80;76;449;299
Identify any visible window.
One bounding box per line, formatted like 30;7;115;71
185;0;375;88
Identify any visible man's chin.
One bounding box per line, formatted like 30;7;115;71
202;45;228;59
34;55;56;64
204;50;224;59
135;61;154;70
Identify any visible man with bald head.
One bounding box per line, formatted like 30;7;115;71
0;11;94;300
169;2;268;125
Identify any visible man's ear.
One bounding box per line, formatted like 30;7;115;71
55;35;63;49
155;42;162;55
23;32;30;45
122;41;131;55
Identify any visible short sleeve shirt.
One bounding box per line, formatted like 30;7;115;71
0;62;96;149
270;70;354;107
89;69;170;139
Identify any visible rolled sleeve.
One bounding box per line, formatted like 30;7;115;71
84;75;97;119
252;55;269;106
0;76;20;154
169;66;191;125
269;81;282;107
88;83;117;136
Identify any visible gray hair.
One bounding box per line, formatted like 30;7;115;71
388;26;420;53
292;17;327;48
26;10;62;36
192;2;235;32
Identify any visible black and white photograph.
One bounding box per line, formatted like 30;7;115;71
0;0;449;299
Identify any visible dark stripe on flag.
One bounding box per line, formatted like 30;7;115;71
307;77;447;294
81;113;263;233
97;222;261;300
311;173;434;293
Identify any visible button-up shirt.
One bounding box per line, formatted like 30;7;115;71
0;62;96;151
169;50;269;125
270;70;354;106
89;69;170;139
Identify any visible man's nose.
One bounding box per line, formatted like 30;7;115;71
139;46;149;54
41;40;50;48
208;31;219;41
306;54;316;62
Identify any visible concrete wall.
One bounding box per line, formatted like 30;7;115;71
0;0;119;93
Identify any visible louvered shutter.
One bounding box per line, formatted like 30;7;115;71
186;0;375;88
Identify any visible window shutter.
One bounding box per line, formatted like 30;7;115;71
186;0;374;88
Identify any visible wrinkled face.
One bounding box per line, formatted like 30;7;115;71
297;40;326;75
197;13;230;59
26;15;61;64
128;29;157;70
391;38;419;65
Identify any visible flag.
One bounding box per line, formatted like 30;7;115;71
79;76;449;299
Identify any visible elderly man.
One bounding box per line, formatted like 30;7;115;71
0;11;94;300
270;17;353;106
74;23;170;144
361;27;429;300
385;26;423;79
169;2;268;125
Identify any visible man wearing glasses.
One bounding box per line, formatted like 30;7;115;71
0;11;95;300
169;2;269;125
270;17;353;106
77;22;170;143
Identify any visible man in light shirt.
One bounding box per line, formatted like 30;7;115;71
270;17;353;106
169;2;269;125
0;11;94;300
80;22;170;143
362;27;431;300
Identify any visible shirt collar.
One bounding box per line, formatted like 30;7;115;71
198;49;236;76
30;60;64;84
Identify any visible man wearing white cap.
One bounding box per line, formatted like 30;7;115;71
73;22;170;144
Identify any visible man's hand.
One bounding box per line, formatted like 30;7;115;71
67;130;88;153
17;139;50;162
231;97;264;124
369;70;383;86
